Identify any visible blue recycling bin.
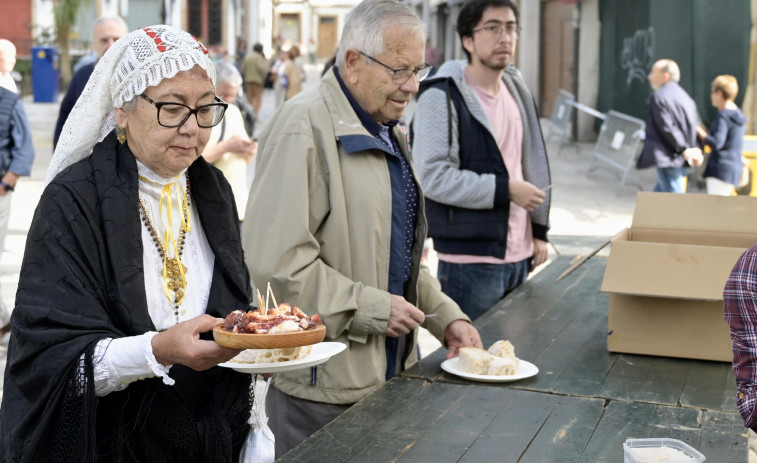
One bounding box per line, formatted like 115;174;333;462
31;46;59;103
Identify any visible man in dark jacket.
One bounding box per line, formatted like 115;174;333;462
53;16;127;148
636;59;702;193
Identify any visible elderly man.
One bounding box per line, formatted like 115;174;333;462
53;16;128;147
242;0;482;457
0;39;17;93
636;59;702;193
0;84;35;335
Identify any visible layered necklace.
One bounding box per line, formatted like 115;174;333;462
138;171;192;324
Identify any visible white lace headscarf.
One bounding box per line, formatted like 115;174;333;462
47;25;217;184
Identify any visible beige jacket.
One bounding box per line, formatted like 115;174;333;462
242;69;470;404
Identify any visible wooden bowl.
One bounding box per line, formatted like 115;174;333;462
213;324;326;349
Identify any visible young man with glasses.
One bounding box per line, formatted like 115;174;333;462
242;0;482;457
412;0;551;320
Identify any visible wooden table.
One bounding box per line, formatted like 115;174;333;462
278;256;747;462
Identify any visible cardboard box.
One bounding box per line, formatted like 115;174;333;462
601;192;757;362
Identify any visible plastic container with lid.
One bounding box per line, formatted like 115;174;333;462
623;438;706;462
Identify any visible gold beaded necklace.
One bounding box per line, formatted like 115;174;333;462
138;172;192;323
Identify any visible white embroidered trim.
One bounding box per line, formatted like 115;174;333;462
144;331;175;386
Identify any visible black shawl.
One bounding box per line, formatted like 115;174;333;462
0;133;253;462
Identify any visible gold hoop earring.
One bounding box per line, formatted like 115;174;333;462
117;127;127;144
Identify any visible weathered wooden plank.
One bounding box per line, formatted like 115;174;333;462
277;379;429;463
580;400;659;463
375;381;474;434
696;410;748;461
516;394;606;463
399;386;520;462
680;359;738;411
339;433;419;463
457;389;605;463
596;354;691;405
529;289;615;395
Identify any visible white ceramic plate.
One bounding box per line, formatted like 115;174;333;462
440;358;539;383
218;342;346;374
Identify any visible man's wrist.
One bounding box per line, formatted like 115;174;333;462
0;180;14;192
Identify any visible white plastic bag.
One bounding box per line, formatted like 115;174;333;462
239;377;275;463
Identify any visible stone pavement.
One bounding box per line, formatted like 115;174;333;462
0;64;659;397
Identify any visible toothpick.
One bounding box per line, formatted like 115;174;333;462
264;282;270;316
256;288;265;312
268;285;278;309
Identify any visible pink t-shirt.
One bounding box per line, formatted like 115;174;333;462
437;70;533;264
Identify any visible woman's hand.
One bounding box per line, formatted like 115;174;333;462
151;314;241;371
696;126;708;141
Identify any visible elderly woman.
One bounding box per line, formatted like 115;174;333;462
0;26;253;462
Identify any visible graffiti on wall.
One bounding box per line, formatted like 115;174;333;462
620;27;655;86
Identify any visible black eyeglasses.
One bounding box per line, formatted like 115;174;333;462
358;51;432;84
473;22;521;39
139;94;228;128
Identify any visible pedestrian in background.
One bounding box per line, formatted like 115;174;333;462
0;40;18;93
202;60;257;220
54;16;128;148
283;47;303;101
697;74;747;196
0;82;35;336
241;43;268;116
412;0;550;320
636;59;703;193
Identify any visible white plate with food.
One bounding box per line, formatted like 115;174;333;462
218;342;346;374
440;357;539;383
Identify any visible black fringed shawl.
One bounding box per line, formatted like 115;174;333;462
0;133;253;462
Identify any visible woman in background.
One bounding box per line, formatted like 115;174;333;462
697;75;747;195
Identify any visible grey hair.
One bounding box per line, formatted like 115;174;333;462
214;60;243;86
91;16;128;40
336;0;425;68
658;59;680;83
0;39;16;56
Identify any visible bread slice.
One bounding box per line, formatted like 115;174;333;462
488;340;516;360
229;345;313;364
487;355;519;376
458;347;491;375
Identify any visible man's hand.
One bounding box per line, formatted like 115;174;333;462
696;126;708;141
0;171;19;197
386;294;425;337
683;147;704;167
151;314;241;371
443;320;483;359
531;238;549;271
509;180;546;211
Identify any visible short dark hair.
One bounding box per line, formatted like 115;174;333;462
457;0;519;62
253;43;264;54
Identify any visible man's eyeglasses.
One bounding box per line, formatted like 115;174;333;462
358;51;432;84
139;94;228;128
473;23;521;39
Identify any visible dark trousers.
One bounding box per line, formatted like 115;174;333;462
437;258;530;321
266;384;352;458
